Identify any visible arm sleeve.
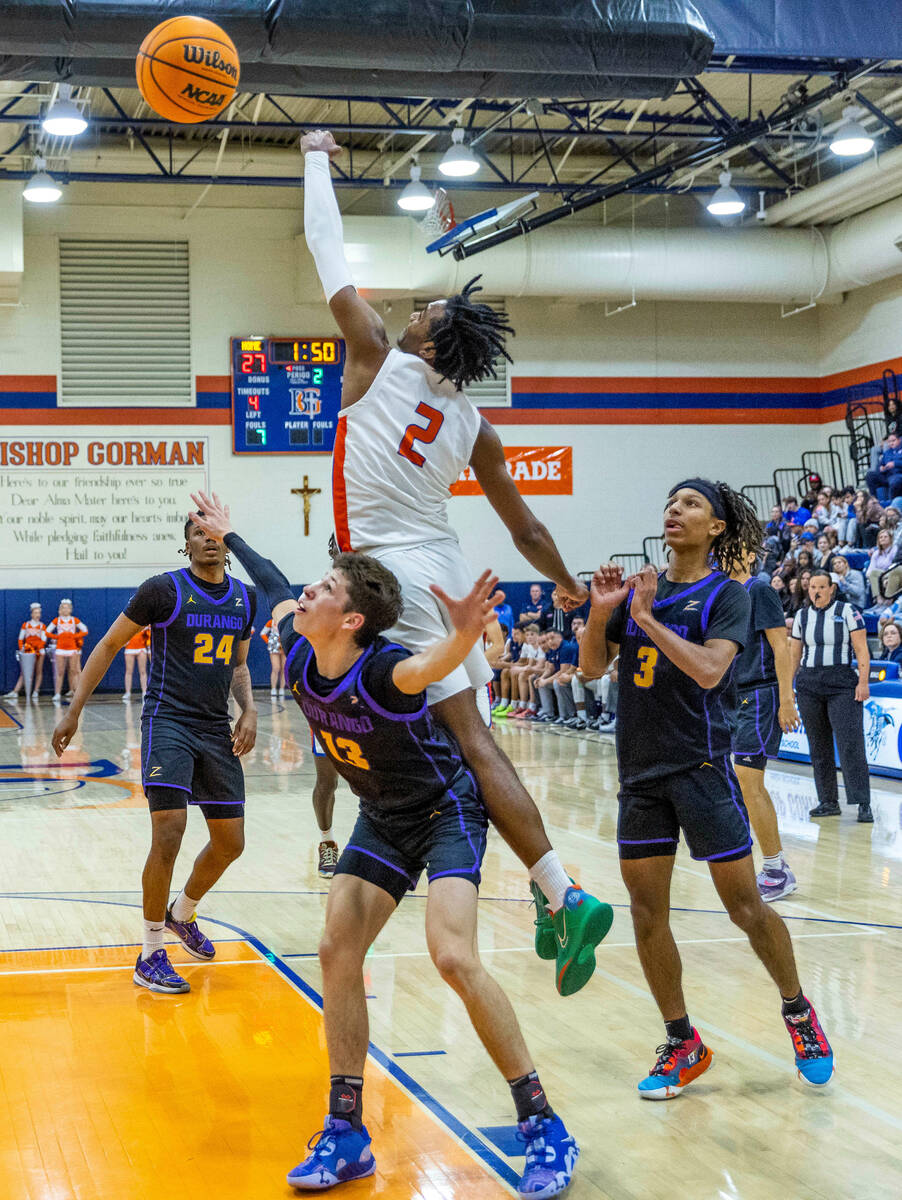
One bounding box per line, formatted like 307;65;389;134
755;584;787;632
124;575;177;626
362;648;425;715
304;151;354;302
223;532;294;610
705;582;750;649
605;598;627;646
242;586;257;640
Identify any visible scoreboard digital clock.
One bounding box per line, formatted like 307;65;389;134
230;336;345;455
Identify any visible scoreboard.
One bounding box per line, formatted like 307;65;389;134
230;336;345;454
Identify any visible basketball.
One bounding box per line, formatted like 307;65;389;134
135;16;239;124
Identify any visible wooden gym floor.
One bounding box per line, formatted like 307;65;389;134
1;694;901;1200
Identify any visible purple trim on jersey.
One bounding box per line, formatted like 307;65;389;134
718;752;753;855
702;690;714;760
235;577;251;635
357;672;427;723
157;572;183;629
142;780;191;793
178;568;235;606
653;572;724;610
302;641;373;704
450;785;481;870
283;633;308;674
143;626;168;775
346;842;413;881
407;720;462;792
700;578;730;639
694;839;753;861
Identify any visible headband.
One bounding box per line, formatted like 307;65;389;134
668;478;726;521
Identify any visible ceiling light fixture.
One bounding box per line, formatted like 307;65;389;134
439;127;480;178
706;169;746;217
41;84;87;137
22;157;62;203
829;105;874;157
397;163;434;212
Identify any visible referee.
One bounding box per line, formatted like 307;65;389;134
790;569;873;823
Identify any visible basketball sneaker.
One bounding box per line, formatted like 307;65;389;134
165;907;215;961
553;885;614;997
637;1029;713;1099
286;1117;375;1189
493;703;512;717
516;1113;579;1197
530;881;556;961
318;840;340;878
756;862;797;902
133;948;190;994
783;1000;834;1087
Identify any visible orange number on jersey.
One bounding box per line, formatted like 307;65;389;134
318;730;371;771
194;633;234;665
397;401;445;468
633;646;658;688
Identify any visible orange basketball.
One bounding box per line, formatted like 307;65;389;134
136;16;239;124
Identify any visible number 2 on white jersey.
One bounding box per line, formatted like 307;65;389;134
398;401;444;468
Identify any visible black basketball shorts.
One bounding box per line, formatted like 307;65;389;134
141;715;245;820
732;683;783;772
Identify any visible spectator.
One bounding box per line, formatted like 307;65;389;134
491;627;524;715
493;598;514;639
765;504;793;555
865;432;902;501
770;572;792;613
812;490;844;530
518;583;546;628
878;621;902;664
594;657;619;732
790;570;872;822
848;489;883;548
829;554;867;609
799;569;812;605
866;529;899;602
534;629;567;721
782;495;811;525
887;396;902;438
814;533;831;566
509;625;545;718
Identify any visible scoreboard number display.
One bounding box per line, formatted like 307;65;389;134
230;336;346;454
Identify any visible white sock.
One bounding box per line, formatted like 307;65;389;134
319;828;333;843
762;853;784;872
171;889;200;922
142;919;165;961
529;851;572;912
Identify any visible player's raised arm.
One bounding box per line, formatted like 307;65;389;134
188;490;297;632
393;571;504;695
469;417;587;609
300;129;390;403
51;613;143;755
580;563;629;679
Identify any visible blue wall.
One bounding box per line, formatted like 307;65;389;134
1;580;545;693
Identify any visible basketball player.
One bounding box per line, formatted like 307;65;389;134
301;129;611;996
52;516;257;994
731;548;800;901
5;602;47;702
580;479;833;1096
46;598;87;702
186;494;579;1197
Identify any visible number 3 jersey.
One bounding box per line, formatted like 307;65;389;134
332;348;481;554
125;569;256;726
280;616;469;814
606;572;750;785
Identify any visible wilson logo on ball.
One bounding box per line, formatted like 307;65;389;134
136;15;240;125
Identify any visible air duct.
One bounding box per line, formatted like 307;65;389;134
0;182;24;304
335;194;902;304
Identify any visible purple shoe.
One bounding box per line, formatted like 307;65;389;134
133;948;190;994
165;907;215;960
756;863;798;903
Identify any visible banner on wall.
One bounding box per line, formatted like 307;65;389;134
0;436;209;569
450;446;572;496
779;690;902;778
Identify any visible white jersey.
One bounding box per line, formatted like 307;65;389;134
332;348;480;553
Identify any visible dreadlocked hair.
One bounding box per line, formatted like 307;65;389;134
428;275;514;390
708;482;764;575
182;513;230;569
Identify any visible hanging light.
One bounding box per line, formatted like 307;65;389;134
829;105;874;157
42;84;87;137
706;169;746;217
397;163;434;212
23;157;62;203
439;127;479;178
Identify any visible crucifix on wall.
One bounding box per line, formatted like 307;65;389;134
291;474;321;536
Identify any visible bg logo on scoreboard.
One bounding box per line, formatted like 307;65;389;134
289;387;322;418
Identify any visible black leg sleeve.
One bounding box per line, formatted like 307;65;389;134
827;690;871;808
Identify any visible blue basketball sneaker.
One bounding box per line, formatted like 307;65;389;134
516;1113;579;1197
165;906;215;960
783;999;834;1087
287;1117;376;1190
133;948;190;994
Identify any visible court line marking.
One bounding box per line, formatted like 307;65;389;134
0;958;265;978
2;893;520;1193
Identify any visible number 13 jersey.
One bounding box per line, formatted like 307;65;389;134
332;348;481;554
606;572;750;785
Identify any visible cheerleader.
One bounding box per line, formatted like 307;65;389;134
46;598;88;703
122;625;150;701
261;618;286;698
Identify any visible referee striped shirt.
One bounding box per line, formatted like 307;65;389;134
791;601;864;669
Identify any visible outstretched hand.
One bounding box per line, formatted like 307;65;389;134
589;563;630;610
300;129;342;160
628;565;658;624
553;580;590;611
188;489;233;542
430;570;504;647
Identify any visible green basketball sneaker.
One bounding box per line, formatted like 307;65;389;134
530;880;556;961
553;885;614;997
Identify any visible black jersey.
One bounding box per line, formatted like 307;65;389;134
607;571;750;784
280;619;468;814
126;568;255;727
735;578;786;690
